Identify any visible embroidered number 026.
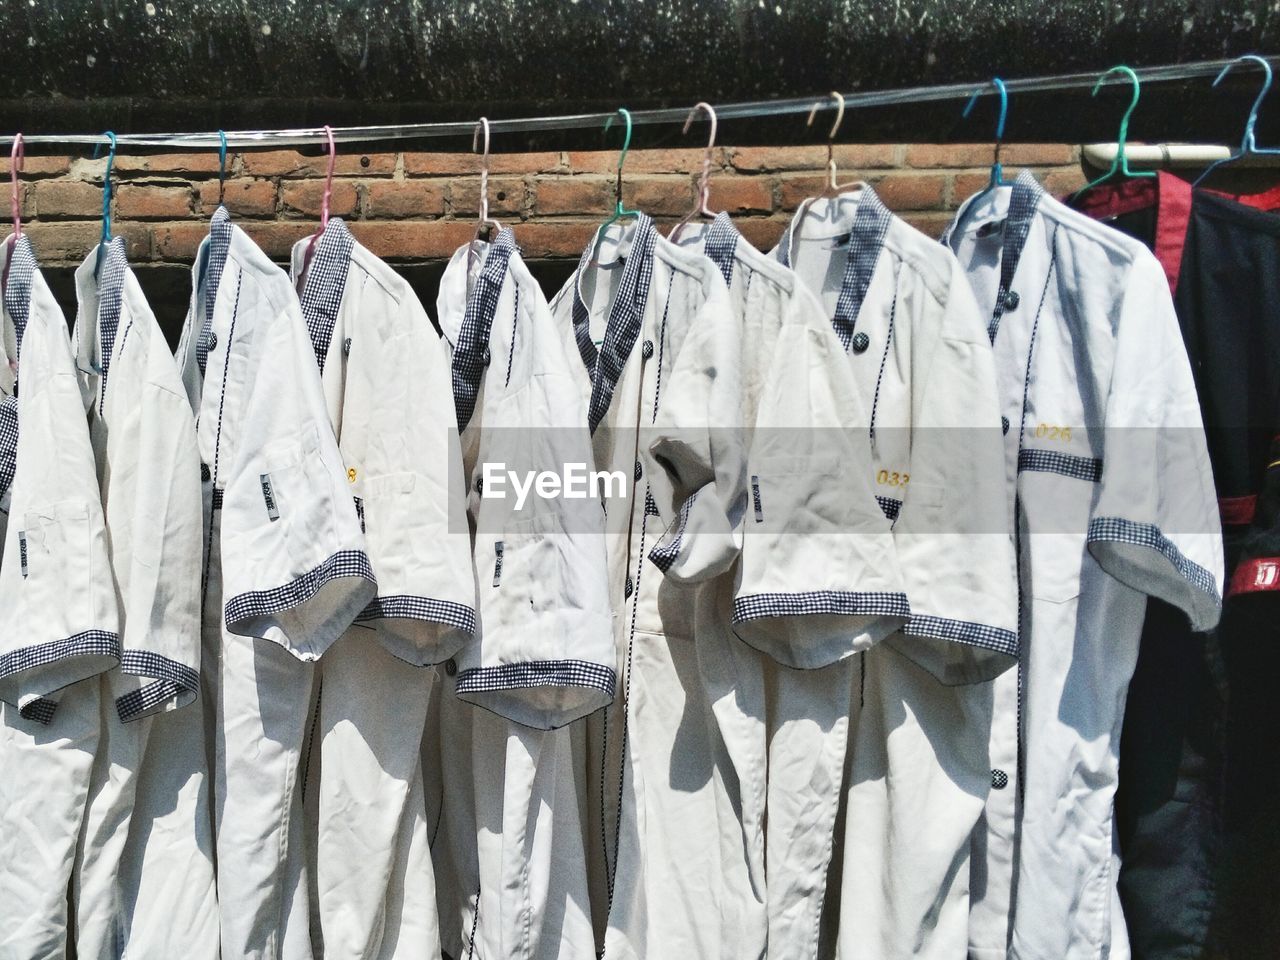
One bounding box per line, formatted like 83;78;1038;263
876;470;910;488
1035;423;1072;442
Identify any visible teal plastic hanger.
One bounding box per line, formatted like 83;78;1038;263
1076;66;1155;197
951;78;1011;236
590;108;639;262
93;130;117;278
217;130;228;205
1193;55;1280;186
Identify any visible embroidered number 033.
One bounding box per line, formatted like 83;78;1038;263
876;470;910;487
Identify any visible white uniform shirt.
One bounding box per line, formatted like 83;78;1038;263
777;186;1018;960
432;229;608;960
176;206;376;960
945;172;1224;960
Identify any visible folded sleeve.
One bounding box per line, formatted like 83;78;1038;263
1087;254;1224;632
353;293;477;666
730;310;909;669
0;304;119;720
643;278;748;583
887;264;1020;685
220;300;375;660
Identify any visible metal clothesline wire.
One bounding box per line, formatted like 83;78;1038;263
1;56;1275;149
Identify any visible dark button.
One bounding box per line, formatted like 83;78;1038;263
641;339;654;359
200;463;211;482
1001;416;1010;436
204;331;218;352
634;460;643;482
444;658;457;677
343;337;352;357
474;476;483;494
851;331;870;354
1003;290;1020;311
481;347;491;366
991;769;1009;790
624;576;634;599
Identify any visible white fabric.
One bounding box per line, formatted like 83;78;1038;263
946;178;1224;960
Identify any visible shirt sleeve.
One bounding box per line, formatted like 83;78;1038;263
643;275;749;584
220;297;375;660
353;290;477;666
729;300;910;669
0;293;119;721
886;260;1020;685
1087;254;1224;632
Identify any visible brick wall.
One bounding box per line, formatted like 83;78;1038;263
0;143;1088;335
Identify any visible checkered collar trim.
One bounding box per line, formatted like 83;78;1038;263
197;206;233;375
987;171;1044;341
570;213;658;433
452;229;518;432
298;217;355;373
3;235;37;365
703;212;740;286
95;237;129;395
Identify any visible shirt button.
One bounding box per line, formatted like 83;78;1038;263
444;658;457;677
347;467;357;483
634;460;643;482
851;331;870;354
475;476;483;494
991;769;1009;790
200;463;211;482
624;576;634;599
1003;290;1020;311
481;347;491;366
204;331;218;352
641;339;654;359
1001;416;1010;436
343;337;352;357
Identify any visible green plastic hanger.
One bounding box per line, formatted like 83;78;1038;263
590;108;639;262
1076;65;1155;197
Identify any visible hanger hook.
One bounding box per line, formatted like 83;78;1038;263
604;108;634;212
683;102;718;217
1212;54;1273;153
217;130;228;205
93;130;117;245
806;91;845;140
1092;65;1143;176
320;124;335;232
473;116;492;229
10;133;24;238
963;77;1008;186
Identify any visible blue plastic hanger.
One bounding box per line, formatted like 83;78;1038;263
951;78;1011;236
217;130;228;205
590;108;639;262
1075;66;1155;198
1193;54;1280;186
93;130;117;278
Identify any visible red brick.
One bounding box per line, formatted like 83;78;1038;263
151;221;213;261
23;221;143;263
238;222;316;260
533;177;614;216
872;174;946;211
729;144;896;172
346;220;478;260
198;178;277;218
114;153;223;175
1040;166;1087;198
402;152;562;176
625;177;693;217
777;174;831;210
567;148;728;176
900;212;955;240
735;217;789;253
706;177;773;214
951;172;994;206
30;179;104;218
0;155;72;177
449;177;525;217
116;184;194;220
905;144;1000;168
1001;144;1078;166
280;179;359;218
241;150;396;178
364;180;445;219
510;220;601;259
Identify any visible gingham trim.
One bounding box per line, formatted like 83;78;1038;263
829;187;892;350
20;697;57;724
571;213;657;433
298;217;355;373
355;594;477;636
0;397;17;505
3;234;37;361
452;229;517;431
196;206;233;376
732;590;910;624
224;548;376;628
987;171;1044;342
116;649;200;722
876;495;902;521
211;487;224;511
0;628;120;687
1017;448;1103;483
455;659;616;697
703;212;740;286
95;237;129;406
648;487;696;573
1087;517;1221;603
904;614;1019;658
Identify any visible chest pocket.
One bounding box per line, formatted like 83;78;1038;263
482;513;574;631
21;501;92;627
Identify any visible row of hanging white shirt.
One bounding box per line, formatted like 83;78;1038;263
0;171;1224;960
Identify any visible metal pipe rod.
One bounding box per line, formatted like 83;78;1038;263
0;57;1272;150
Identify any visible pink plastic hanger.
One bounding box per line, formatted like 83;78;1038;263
2;134;23;294
668;103;718;242
298;124;336;291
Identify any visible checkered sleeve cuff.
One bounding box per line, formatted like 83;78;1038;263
648;490;697;574
116;650;201;722
356;595;477;637
455;659;616;729
903;614;1019;659
224;549;377;635
1087;517;1221;629
0;630;121;721
732;590;911;624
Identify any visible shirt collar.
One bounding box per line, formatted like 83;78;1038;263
571;212;658;433
451;228;518;432
2;234;37;364
295;217;355;373
74;237;129;401
702;212;740;286
196;206;234;376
